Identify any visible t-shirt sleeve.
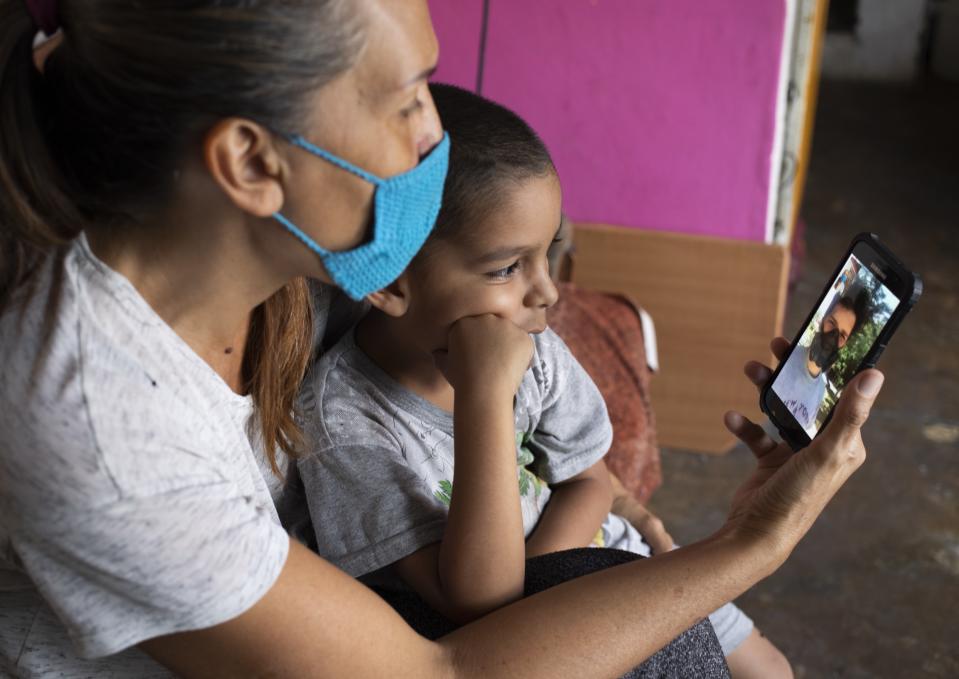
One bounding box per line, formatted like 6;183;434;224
526;329;614;484
297;354;448;578
9;477;290;659
297;438;448;578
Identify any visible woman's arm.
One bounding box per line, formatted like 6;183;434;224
141;344;884;678
525;460;613;557
141;531;750;679
143;528;762;679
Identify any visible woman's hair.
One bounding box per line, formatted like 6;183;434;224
425;83;556;246
0;0;366;472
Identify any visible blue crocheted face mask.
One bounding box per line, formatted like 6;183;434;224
273;132;450;300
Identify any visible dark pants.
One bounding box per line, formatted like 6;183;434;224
374;547;730;679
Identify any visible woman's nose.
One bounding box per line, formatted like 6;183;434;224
416;86;444;157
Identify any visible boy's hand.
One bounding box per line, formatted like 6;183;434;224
610;475;676;555
436;315;534;396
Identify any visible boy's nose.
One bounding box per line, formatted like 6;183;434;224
527;266;559;310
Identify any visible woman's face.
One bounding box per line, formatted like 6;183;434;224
278;0;443;277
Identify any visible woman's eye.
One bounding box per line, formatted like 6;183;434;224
487;261;521;280
400;98;424;119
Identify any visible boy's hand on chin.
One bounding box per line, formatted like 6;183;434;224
437;315;533;396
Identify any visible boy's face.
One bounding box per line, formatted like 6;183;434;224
400;173;563;352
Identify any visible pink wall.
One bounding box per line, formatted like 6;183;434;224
428;0;786;242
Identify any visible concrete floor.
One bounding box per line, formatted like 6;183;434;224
648;79;959;678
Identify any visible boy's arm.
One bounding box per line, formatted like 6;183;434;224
393;314;533;623
524;459;613;557
393;390;526;623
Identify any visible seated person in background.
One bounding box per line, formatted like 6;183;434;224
297;83;792;679
775;288;870;433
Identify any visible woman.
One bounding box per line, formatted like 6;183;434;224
0;1;884;677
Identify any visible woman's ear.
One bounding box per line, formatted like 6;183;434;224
203;118;285;217
366;274;412;318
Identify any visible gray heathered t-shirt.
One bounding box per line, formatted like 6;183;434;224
297;326;650;586
0;235;330;677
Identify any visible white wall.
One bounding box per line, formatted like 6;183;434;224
822;0;928;80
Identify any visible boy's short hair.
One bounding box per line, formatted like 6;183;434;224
427;83;556;244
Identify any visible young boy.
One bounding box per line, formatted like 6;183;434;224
298;83;792;678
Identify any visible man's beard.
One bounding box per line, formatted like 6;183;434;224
809;327;841;370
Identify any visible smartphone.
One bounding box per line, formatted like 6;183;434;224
761;233;922;450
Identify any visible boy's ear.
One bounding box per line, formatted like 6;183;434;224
366;273;411;317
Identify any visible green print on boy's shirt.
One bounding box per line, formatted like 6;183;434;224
432;431;548;506
516;430;547;500
434;479;453;506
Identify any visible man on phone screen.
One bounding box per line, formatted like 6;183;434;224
774;288;869;434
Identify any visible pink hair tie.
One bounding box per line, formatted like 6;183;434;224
25;0;60;36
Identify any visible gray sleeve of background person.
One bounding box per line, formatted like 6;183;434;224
525;329;613;484
296;351;448;578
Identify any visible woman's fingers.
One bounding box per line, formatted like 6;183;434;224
743;337;790;393
770;336;790;362
813;369;884;459
744;360;772;389
724;411;778;459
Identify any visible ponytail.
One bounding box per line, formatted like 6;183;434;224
0;1;83;309
245;279;314;474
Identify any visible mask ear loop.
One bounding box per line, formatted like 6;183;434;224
287;135;384;187
271;211;334;257
272;134;383;257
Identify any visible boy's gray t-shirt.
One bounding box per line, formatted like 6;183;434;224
298;326;650;582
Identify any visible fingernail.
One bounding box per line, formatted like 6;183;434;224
724;411;743;428
858;371;884;397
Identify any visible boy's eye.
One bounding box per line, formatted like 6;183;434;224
486;261;521;280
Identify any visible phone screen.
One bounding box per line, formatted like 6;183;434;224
771;253;901;438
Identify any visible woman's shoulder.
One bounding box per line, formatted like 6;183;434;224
0;240;254;512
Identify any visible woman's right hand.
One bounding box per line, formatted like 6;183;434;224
437;314;534;396
720;337;884;571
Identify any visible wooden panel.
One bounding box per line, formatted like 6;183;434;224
571;224;790;453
